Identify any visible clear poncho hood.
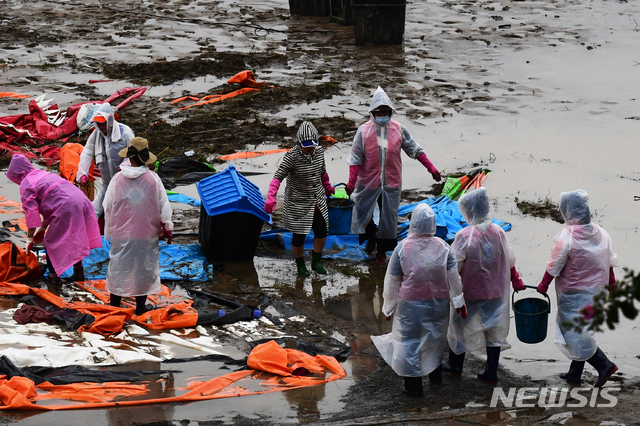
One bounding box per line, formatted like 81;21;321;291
408;203;436;236
368;86;396;120
458;187;492;226
559;189;591;225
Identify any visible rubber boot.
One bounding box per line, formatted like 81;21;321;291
428;365;443;384
560;360;585;384
295;256;310;276
110;294;122;308
364;231;378;254
477;346;501;385
403;376;423;397
442;349;465;377
72;262;85;282
586;347;618;388
135;295;153;316
311;251;326;274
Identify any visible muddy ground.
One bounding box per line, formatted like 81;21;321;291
2;0;640;424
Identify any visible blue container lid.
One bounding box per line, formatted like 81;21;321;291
197;165;272;224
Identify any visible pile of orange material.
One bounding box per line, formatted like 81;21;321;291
171;70;268;111
0;340;346;411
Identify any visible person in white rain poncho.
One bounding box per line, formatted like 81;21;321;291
537;190;618;388
103;137;173;316
445;188;525;385
77;102;134;225
371;204;465;397
346;87;442;263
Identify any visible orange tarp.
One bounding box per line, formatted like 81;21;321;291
0;242;40;283
0;93;31;100
178;88;259;111
0;341;347;411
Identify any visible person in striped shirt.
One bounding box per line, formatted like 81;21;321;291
264;121;335;276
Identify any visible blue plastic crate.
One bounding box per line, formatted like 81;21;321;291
197;165;272;224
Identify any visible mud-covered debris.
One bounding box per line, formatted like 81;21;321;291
515;197;564;223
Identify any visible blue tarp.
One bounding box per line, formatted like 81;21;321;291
167;193;201;207
74;237;212;281
260;195;512;261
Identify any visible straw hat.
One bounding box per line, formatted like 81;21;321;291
118;137;157;165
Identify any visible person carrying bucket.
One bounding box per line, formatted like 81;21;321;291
537;189;618;387
444;188;526;385
371;204;466;397
264;121;335;276
345;86;442;264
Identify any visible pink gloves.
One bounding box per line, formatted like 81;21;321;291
417;153;442;182
537;271;554;295
321;173;335;197
456;305;468;319
346;165;360;196
510;267;526;292
264;178;281;214
609;267;616;288
79;175;89;186
160;224;173;244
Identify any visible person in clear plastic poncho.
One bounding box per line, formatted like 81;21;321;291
346;87;442;263
537;190;618;388
371;204;465;397
103;137;173;315
445;188;525;385
77;102;134;224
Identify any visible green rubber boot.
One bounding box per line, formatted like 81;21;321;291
311;251;326;275
296;256;310;276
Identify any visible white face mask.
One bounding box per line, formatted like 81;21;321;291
375;116;390;126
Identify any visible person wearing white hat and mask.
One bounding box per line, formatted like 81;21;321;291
77;102;134;231
346;87;442;263
103;137;173;315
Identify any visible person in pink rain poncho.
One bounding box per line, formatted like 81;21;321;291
103;137;173;315
445;187;525;385
6;154;102;282
346;87;442;263
537;189;618;388
371;203;466;397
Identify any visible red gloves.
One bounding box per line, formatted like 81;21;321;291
160;224;173;244
264;178;281;214
346;165;360;196
609;267;616;288
537;271;554;295
456;305;468;319
510;267;526;292
321;173;335;197
385;316;391;321
416;153;442;182
79;175;89;186
32;228;46;244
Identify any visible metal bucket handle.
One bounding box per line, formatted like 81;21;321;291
512;284;551;315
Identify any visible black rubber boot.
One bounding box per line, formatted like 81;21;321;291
311;251;326;274
403;376;423;397
428;365;443;384
295;256;310;276
442;349;465;377
110;294;122;308
135;295;153;316
560;360;585;384
586;347;618;388
72;262;85;281
477;346;500;385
